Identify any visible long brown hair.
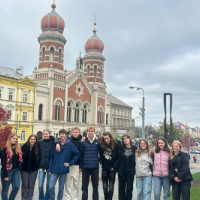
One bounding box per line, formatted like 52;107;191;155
155;137;170;153
100;132;116;151
121;134;133;147
170;140;183;159
136;138;151;157
24;135;40;164
6;133;22;156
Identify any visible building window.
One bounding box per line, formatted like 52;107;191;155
22;112;28;121
82;104;88;123
94;65;97;76
106;113;108;125
55;100;61;121
21;131;26;141
7;111;12;120
38;104;43;121
59;49;62;63
100;67;103;78
50;47;55;62
87;65;90;76
42;47;45;61
98;107;103;124
8;91;13;101
67;101;72;122
74;103;80;123
23;93;28;103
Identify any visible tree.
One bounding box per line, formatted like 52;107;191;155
156;122;184;142
182;133;196;153
0;106;12;148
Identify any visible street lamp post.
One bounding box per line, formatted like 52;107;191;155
129;86;145;138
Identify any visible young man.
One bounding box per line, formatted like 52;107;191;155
80;126;100;200
65;127;82;200
48;129;79;200
38;129;56;200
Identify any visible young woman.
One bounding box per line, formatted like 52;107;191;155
21;134;40;200
116;134;137;200
38;129;56;200
99;132;118;200
1;133;22;200
153;137;170;200
169;141;193;200
136;138;153;200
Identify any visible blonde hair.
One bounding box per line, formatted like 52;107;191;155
6;133;22;156
87;126;95;132
71;127;81;133
170;140;183;159
136;138;151;157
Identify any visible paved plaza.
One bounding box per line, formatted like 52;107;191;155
0;162;199;200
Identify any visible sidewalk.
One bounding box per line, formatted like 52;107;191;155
13;174;152;200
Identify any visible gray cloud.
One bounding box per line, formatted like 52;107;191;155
1;0;200;127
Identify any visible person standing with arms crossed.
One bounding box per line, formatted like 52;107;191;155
80;126;100;200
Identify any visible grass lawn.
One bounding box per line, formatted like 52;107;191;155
170;172;200;200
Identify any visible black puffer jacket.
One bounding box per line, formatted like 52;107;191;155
115;145;137;176
69;135;82;165
39;136;55;169
169;151;193;185
21;143;39;172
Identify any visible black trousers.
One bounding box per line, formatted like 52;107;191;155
102;168;116;200
82;168;99;200
118;170;134;200
172;181;191;200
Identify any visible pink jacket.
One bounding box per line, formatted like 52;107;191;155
153;150;170;177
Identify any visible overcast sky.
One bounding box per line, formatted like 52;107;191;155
1;0;200;128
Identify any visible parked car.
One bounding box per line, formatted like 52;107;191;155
190;149;200;154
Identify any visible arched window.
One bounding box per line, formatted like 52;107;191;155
50;47;55;62
94;65;97;76
87;65;90;76
38;104;43;121
59;49;62;63
74;103;80;123
82;104;88;123
42;47;45;61
98;107;103;124
106;113;108;125
55;100;61;121
67;101;72;122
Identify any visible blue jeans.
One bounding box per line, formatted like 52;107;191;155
154;176;170;200
136;176;152;200
49;173;67;200
1;168;20;200
38;170;50;200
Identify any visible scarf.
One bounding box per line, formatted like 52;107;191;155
6;146;22;171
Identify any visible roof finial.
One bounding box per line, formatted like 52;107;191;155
52;0;56;9
93;14;97;35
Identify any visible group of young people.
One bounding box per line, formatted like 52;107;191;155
0;126;193;200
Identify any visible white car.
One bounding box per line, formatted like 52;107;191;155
190;149;200;154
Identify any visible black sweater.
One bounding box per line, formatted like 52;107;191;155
39;136;55;169
99;143;119;171
115;145;137;176
1;147;20;178
21;143;39;172
69;135;82;165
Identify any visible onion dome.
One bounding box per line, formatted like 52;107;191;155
41;3;65;34
84;22;104;53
